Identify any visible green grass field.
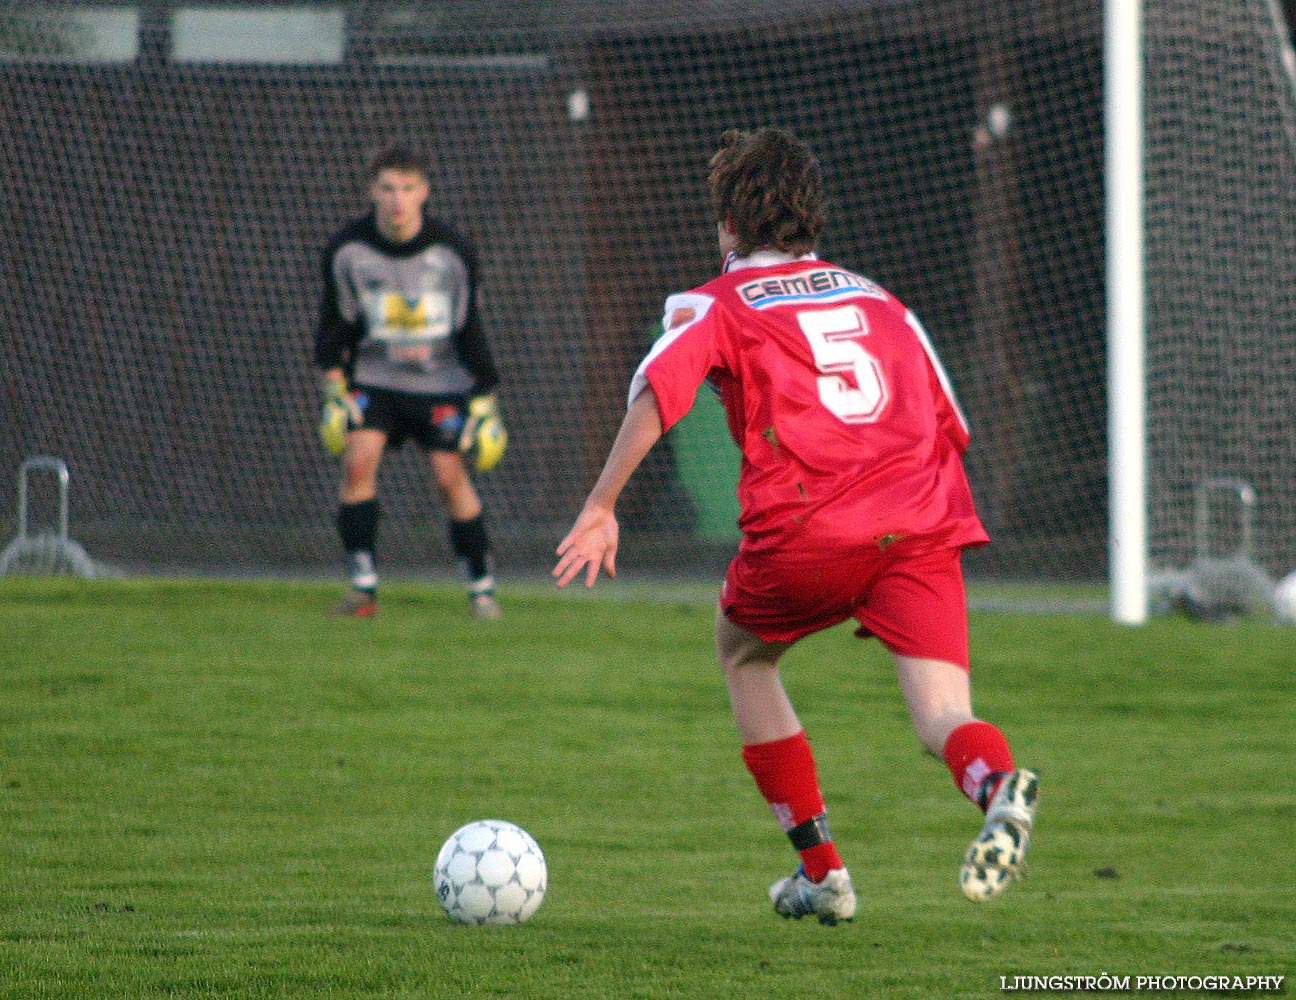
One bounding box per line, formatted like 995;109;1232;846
1;578;1292;998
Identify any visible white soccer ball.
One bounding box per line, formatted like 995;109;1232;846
1272;570;1296;623
433;819;547;925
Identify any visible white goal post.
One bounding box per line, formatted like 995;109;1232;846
1113;0;1296;623
1106;0;1148;624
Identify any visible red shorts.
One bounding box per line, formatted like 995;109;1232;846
720;543;971;669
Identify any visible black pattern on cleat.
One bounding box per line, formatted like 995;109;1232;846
960;768;1039;902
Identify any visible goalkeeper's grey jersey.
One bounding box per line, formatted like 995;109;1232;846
314;213;497;396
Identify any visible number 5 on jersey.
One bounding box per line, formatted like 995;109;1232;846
798;305;888;423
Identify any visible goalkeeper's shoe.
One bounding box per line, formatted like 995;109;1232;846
769;866;856;926
469;593;502;620
960;768;1039;901
328;589;379;619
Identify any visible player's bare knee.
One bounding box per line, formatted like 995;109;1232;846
431;453;477;500
340;448;382;498
341;469;372;494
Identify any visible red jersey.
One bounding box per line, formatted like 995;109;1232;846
631;252;988;563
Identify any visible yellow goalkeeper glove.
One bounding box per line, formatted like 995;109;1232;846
318;375;363;457
459;394;508;472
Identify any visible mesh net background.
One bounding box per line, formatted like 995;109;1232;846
1;1;1294;582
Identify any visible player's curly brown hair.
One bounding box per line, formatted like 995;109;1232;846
708;128;825;257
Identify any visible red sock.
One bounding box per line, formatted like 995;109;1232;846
741;730;843;881
943;720;1014;810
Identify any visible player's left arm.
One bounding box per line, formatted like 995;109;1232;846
454;309;499;396
453;305;508;468
443;245;508;469
437;222;498;395
445;233;505;465
554;387;665;588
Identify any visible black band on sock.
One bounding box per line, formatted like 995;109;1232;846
977;771;1011;811
449;515;491;582
338;499;379;554
788;814;833;850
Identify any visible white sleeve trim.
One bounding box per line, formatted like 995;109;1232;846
628;292;715;408
905;309;970;435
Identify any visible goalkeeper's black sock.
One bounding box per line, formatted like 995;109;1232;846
339;499;380;592
449;515;493;590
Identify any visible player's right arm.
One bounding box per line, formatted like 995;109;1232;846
553;387;664;588
555;291;724;587
312;241;365;452
312;244;358;374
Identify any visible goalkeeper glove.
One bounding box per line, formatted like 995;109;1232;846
318;375;363;457
459;394;508;472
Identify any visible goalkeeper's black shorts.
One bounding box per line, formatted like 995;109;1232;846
353;384;468;452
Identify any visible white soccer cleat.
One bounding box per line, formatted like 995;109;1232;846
769;866;856;926
960;769;1039;901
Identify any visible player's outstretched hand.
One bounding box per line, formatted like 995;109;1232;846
554;504;619;588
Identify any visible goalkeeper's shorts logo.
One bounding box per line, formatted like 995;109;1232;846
431;403;464;436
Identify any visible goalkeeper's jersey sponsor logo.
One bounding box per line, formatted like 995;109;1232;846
364;291;452;365
384;294;431;331
367;290;452;341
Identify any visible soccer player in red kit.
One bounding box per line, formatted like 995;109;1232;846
554;128;1038;923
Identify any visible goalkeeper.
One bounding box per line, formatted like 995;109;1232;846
313;145;505;619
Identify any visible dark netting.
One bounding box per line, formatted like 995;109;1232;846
0;1;1292;583
1142;2;1296;580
